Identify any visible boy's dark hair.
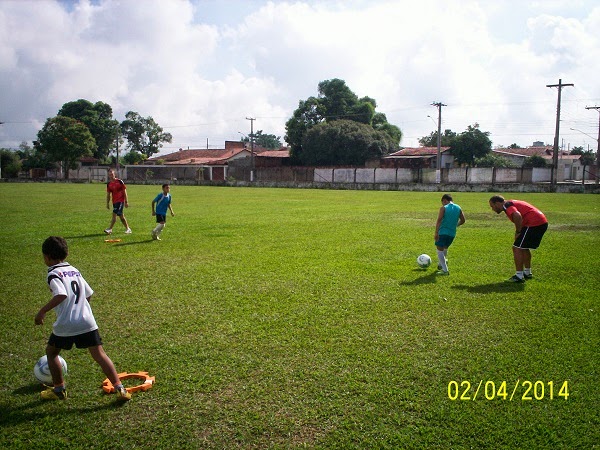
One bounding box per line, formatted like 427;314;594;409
442;194;453;202
42;236;69;261
489;195;505;203
162;183;169;189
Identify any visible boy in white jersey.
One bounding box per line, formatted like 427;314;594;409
434;194;466;275
35;236;131;401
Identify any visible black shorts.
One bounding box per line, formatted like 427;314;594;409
48;329;103;350
513;222;548;249
112;202;125;216
156;214;166;223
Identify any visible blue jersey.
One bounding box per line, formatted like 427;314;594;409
439;203;462;237
153;193;172;216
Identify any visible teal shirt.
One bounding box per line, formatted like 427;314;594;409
439;203;462;237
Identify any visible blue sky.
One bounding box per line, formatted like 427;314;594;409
1;0;599;153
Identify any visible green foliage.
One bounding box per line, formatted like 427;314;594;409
474;153;516;168
120;111;172;158
35;116;96;179
569;146;584;155
122;150;147;165
58;99;119;161
301;119;396;166
0;185;598;449
523;155;548;168
285;79;401;164
450;123;492;166
240;130;282;149
579;151;596;167
419;128;457;147
0;149;22;177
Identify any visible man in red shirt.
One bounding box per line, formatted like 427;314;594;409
105;169;131;235
489;195;548;283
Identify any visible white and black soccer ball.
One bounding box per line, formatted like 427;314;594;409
417;254;432;269
34;355;68;384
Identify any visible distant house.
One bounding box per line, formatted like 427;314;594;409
382;147;453;169
492;145;583;180
145;141;290;181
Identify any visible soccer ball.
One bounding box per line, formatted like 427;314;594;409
34;355;68;384
417;254;432;269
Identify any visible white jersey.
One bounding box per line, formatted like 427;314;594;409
47;262;97;337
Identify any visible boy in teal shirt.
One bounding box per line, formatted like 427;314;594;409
151;184;175;240
434;194;465;275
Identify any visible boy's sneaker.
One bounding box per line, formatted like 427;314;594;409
104;228;112;235
116;387;132;402
151;230;157;240
506;275;525;283
41;387;67;401
523;273;533;280
124;228;132;234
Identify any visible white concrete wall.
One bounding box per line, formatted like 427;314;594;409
495;168;519;183
355;168;375;183
532;168;552;182
314;168;334;182
467;168;493;183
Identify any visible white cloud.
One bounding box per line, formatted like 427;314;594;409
0;0;599;154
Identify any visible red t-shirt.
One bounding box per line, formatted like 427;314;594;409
107;179;127;204
504;200;547;227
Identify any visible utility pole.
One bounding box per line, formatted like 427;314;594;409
546;79;574;185
585;106;600;184
431;102;446;184
246;117;255;182
0;121;4;179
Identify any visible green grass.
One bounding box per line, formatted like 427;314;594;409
0;183;598;449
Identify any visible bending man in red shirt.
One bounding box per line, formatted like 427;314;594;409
489;195;548;283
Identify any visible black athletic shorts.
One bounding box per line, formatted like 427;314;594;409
156;214;166;223
112;202;125;216
513;222;548;249
48;329;103;349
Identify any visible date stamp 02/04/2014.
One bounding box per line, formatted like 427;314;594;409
447;380;570;401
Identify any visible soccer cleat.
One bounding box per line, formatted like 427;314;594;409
507;275;525;283
151;230;157;240
523;273;533;280
116;387;132;402
104;228;112;235
155;235;161;241
436;270;449;276
41;387;67;400
125;228;132;234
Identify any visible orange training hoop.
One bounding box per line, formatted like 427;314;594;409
102;371;155;394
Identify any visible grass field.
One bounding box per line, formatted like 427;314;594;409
0;183;598;449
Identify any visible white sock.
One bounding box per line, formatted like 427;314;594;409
156;223;165;235
437;250;448;272
524;268;531;275
516;271;524;279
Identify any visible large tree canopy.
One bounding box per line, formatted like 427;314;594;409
301;119;396;166
418;129;458;147
240;130;282;149
120;111;172;158
449;124;492;166
285;79;401;165
35;116;96;179
58;99;119;161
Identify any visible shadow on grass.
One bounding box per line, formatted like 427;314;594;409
113;239;155;247
451;282;526;294
399;270;439;285
63;233;107;239
0;384;129;427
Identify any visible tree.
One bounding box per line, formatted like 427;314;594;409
508;143;522;149
474;154;516;168
418;129;457;147
578;150;596;179
0;149;22;178
120;111;172;158
449;124;492;166
523;155;547;168
35;116;96;179
240;130;282;149
570;146;585;155
301;119;396;166
58;99;119;162
285;79;401;164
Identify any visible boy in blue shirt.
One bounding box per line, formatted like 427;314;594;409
151;184;175;240
434;194;465;275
